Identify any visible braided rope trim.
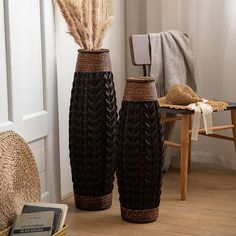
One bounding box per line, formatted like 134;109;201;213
121;207;159;223
123;77;158;102
75;193;112;211
76;50;112;72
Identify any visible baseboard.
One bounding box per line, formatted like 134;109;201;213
169;150;236;171
41;191;74;203
191;150;236;170
41;192;51;202
61;192;74;202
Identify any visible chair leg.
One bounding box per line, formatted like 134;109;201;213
188;116;192;174
181;114;190;201
231;110;236;152
163;112;178;171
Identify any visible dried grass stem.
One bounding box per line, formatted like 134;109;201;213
56;0;114;50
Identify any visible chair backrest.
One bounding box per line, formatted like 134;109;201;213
129;35;151;66
129;35;151;76
129;33;188;76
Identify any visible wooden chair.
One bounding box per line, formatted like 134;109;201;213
130;34;236;201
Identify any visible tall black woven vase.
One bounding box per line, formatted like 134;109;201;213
117;77;165;223
69;49;117;211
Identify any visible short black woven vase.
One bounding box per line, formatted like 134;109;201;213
69;49;117;211
117;77;165;223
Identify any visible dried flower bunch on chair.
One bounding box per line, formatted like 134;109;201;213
56;0;118;211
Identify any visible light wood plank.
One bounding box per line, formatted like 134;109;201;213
162;116;182;123
199;133;234;141
188;116;192;174
164;140;181;149
191;125;234;134
64;165;236;236
181;114;190;201
231;110;236;152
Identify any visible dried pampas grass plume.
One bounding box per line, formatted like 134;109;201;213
56;0;83;47
107;0;113;18
63;0;88;49
56;0;114;50
97;16;114;49
92;0;100;49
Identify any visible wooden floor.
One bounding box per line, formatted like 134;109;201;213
64;164;236;236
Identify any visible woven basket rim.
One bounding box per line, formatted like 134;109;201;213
78;49;109;54
0;226;11;233
127;77;155;83
0;225;68;236
121;206;159;213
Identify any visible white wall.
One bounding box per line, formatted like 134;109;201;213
187;0;236;169
126;0;149;77
0;0;60;202
126;0;236;170
56;0;126;199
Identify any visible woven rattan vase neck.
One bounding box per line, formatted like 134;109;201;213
76;49;112;73
123;77;158;102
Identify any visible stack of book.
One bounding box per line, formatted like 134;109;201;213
10;203;68;236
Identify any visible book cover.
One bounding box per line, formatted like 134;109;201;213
10;211;54;236
24;202;68;231
22;205;62;234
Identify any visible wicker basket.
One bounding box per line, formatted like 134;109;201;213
0;131;41;229
69;49;117;211
117;77;165;223
0;227;10;236
0;225;69;236
53;225;69;236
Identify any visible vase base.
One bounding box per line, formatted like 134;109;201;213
121;206;159;223
74;193;112;211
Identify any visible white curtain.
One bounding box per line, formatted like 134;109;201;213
126;0;236;170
